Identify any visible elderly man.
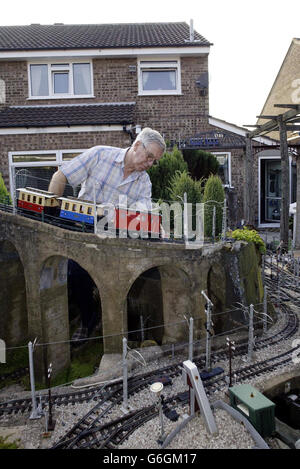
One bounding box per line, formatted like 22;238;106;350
49;127;165;208
48;127;166;344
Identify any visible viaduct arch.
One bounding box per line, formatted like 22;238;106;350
0;210;261;379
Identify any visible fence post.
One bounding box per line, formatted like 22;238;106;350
263;286;268;334
277;272;281;308
28;340;42;420
140;315;145;343
183;192;188;242
248;304;254;362
221;198;227;241
201;291;213;372
212;206;216;243
121;337;129;413
189;317;194;362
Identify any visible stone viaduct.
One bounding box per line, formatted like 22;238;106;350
0;209;263;379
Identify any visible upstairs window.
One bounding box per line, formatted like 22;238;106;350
138;59;181;95
29;62;93;99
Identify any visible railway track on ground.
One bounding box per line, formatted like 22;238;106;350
52;338;300;449
1;257;299;449
50;264;300;449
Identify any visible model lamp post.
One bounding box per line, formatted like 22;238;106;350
150;382;166;445
47;363;55;431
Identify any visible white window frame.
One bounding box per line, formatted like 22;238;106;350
27;60;94;100
8;149;86;200
211;152;232;187
258;154;293;228
138;57;181;96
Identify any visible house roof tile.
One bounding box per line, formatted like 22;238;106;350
0;22;211;51
0;103;135;127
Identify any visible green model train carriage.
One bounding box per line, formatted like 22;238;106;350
229;384;275;437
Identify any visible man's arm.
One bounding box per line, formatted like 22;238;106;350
48;170;67;197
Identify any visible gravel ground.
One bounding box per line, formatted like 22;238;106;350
0;299;299;450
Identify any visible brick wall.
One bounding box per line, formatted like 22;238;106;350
0;54;211;189
0;55;209;135
0;130;131;188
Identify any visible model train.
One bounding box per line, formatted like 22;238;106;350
16;187;162;237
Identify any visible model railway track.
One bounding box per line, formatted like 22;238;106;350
50;265;300;449
1;256;299;449
1;270;298;418
53;340;300;450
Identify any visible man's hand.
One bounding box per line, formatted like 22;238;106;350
48;170;67;197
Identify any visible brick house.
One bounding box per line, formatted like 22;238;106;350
0;22;212;192
0;21;278;228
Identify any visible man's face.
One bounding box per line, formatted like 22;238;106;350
131;140;164;171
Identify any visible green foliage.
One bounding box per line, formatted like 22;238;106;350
148;146;188;201
182;149;219;180
168;170;203;205
203;175;225;237
0;347;29;389
167;170;204;232
0;172;12;205
0;435;20;449
230;227;266;254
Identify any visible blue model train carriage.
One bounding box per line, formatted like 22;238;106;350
59;197;106;225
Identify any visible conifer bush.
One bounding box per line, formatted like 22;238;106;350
203;174;225;237
0;172;11;205
148;146;187;201
168;170;203;205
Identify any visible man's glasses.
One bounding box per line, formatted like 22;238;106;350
142;143;159;166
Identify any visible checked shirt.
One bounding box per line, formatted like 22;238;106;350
60;145;152;210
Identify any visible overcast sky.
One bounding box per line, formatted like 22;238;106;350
1;0;299;128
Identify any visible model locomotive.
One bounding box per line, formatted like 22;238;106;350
16;187;162;237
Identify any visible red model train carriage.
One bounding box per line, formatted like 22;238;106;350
115;206;161;237
17;187;59;215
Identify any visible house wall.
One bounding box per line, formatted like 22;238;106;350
0;54;210;188
0;131;131;188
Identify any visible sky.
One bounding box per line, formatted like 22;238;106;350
1;0;299;128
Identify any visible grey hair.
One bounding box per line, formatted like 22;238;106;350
134;127;166;152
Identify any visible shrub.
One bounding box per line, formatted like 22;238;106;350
203;175;225;237
230;227;266;254
0;172;11;205
168;170;203;205
182;149;219;180
148;146;187;201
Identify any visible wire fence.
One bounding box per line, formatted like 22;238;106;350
1;173;231;243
